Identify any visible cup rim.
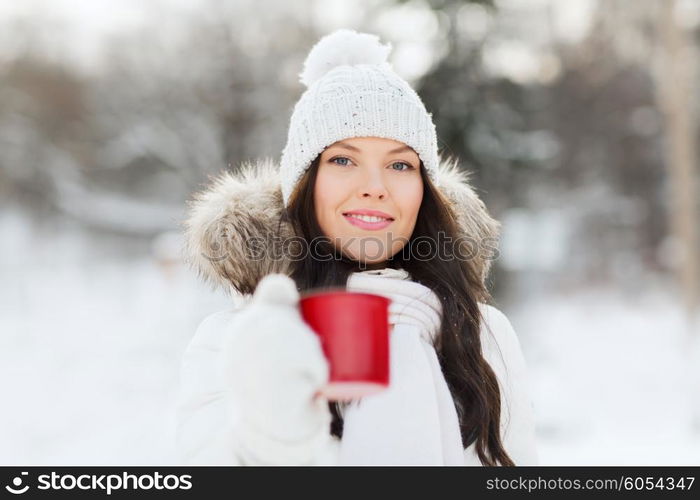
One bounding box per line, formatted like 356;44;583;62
300;288;390;304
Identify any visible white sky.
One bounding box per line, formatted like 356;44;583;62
0;0;204;73
5;0;688;84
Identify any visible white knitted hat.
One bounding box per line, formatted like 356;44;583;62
279;29;439;205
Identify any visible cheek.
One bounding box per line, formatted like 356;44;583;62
395;181;423;223
314;170;346;228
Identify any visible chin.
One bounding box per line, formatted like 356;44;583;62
344;239;390;263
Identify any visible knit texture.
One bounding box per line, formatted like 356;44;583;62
279;29;439;205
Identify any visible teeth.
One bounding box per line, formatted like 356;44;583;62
346;214;389;223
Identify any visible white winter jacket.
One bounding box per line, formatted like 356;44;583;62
176;157;540;465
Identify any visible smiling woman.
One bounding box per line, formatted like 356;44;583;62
314;137;424;264
177;28;539;466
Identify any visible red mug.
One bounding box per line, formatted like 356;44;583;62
300;289;391;401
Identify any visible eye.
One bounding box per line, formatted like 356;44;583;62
390;161;414;171
329;156;353;167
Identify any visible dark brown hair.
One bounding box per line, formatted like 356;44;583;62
282;154;514;466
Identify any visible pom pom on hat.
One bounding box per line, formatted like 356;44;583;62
298;29;392;87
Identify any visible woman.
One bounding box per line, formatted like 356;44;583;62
176;29;539;466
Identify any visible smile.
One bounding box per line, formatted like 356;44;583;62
343;213;394;230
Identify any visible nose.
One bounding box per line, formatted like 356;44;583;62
357;168;388;200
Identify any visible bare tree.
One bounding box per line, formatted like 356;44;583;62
654;0;700;335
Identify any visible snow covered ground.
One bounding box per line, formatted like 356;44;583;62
1;207;231;465
510;285;700;465
2;207;699;465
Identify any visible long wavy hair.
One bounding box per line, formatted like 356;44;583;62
281;154;514;466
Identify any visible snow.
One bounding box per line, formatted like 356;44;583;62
0;207;231;465
1;206;698;465
511;285;700;465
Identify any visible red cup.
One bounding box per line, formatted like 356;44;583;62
300;289;391;401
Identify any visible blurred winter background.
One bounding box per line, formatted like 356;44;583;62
1;0;699;465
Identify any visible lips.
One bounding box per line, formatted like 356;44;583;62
342;210;394;231
342;209;395;221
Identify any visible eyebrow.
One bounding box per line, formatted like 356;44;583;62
329;142;414;155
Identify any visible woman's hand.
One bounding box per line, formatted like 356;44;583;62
220;273;332;463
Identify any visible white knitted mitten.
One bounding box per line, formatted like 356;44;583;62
220;273;334;464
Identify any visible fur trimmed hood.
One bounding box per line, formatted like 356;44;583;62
183;157;501;296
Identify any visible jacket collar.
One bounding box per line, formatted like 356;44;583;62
183;156;501;295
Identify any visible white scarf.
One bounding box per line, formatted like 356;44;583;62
337;268;465;465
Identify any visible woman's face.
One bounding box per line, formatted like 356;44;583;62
314;136;423;265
